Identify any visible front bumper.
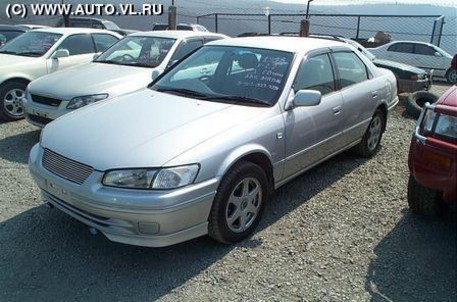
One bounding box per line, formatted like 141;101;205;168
22;96;72;128
28;144;218;247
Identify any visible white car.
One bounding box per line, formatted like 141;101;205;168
23;31;227;128
0;27;121;121
369;41;454;83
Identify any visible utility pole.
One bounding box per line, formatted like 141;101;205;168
300;0;314;37
61;0;70;27
168;0;177;30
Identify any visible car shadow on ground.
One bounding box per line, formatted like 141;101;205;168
365;209;457;302
0;151;368;301
261;151;369;232
0;129;40;164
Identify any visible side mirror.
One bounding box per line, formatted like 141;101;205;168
53;49;70;59
151;69;161;80
434;51;442;57
291;90;321;108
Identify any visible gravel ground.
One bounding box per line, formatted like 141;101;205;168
0;83;455;302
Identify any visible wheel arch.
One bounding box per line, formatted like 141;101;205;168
216;145;275;194
0;77;31;88
376;103;388;132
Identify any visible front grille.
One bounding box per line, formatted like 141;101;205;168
42;148;94;185
31;94;62;107
28;114;53;125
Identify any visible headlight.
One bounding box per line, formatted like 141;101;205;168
103;164;199;190
67;94;108;110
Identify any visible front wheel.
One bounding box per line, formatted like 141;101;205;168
445;68;457;84
407;175;442;216
208;161;268;244
353;109;385;158
0;81;27;121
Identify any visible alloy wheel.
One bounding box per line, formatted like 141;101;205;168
225;177;262;233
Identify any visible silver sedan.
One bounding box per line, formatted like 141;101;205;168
29;37;398;247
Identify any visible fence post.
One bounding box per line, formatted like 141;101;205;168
299;19;310;37
215;13;218;33
437;16;444;47
268;14;271;35
168;6;177;30
356;16;361;40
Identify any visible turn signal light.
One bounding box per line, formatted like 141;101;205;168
422;149;452;170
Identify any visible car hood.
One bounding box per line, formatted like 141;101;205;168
373;58;427;74
0;53;38;69
29;63;154;99
42;89;264;170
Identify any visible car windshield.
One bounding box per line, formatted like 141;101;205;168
95;36;176;68
0;31;61;57
151;46;293;107
0;30;24;46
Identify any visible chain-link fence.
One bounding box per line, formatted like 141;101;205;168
197;13;450;50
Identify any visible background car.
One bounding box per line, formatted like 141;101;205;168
110;28;142;36
23;31;227;128
29;37;398;247
56;17;121;31
152;23;209;32
407;84;456;216
311;35;432;93
0;27;121;121
0;25;28;47
369;41;454;83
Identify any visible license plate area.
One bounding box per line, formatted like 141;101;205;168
46;180;70;200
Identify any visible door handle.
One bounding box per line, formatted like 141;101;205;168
332;105;342;115
372;91;378;99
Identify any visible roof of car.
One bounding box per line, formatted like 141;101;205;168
208;36;347;53
31;27;119;35
129;30;226;39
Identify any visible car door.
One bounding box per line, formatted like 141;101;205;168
332;50;377;144
46;33;96;73
412;43;448;74
385;42;415;66
283;52;344;179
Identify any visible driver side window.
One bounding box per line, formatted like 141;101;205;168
293;54;335;96
57;34;95;56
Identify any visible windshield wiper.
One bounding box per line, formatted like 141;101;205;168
209;95;271;107
95;59;121;65
16;51;43;57
156;87;211;99
0;50;17;55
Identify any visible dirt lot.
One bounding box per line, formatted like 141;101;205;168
0;83;455;302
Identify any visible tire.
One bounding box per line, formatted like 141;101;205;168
208;161;268;244
445;68;457;84
353;109;385;158
0;81;27;121
405;91;439;119
407;175;442;216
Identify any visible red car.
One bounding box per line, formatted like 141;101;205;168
408;85;457;215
